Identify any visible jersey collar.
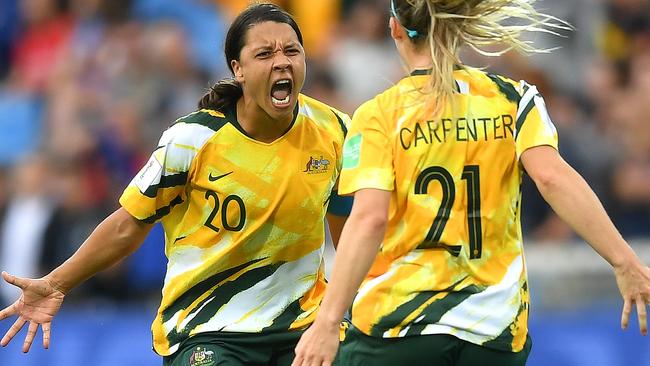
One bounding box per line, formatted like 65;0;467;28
225;101;300;142
409;69;432;76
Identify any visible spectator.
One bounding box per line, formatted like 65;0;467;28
9;0;74;93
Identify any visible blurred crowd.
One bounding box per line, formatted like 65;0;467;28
0;0;648;305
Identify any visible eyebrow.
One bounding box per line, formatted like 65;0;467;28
252;41;300;51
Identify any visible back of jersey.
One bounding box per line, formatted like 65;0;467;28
338;67;558;352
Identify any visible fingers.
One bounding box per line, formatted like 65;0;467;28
22;321;38;353
1;272;28;290
1;271;10;283
1;316;26;347
0;317;50;352
621;298;632;330
0;302;17;321
291;355;303;366
292;352;333;366
292;357;330;366
42;322;51;349
635;296;647;336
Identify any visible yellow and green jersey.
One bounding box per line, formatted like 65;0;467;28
119;94;349;356
339;67;558;352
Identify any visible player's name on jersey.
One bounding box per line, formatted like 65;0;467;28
399;114;514;149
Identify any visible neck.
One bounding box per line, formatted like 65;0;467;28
399;42;433;73
236;97;293;143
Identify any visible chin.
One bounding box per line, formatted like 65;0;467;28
270;108;294;122
268;98;297;120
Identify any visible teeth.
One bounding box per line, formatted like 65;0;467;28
276;80;290;85
272;95;290;105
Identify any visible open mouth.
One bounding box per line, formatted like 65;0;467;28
270;79;293;107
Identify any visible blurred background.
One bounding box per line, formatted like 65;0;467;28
0;0;648;365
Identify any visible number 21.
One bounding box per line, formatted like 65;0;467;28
415;165;482;259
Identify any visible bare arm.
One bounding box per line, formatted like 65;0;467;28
0;207;153;352
293;188;390;366
46;207;153;292
521;145;650;334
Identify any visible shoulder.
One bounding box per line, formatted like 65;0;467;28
298;94;350;137
353;98;379;119
470;68;541;103
353;93;384;123
474;69;521;103
173;109;229;132
361;78;417;121
160;109;225;149
374;79;404;104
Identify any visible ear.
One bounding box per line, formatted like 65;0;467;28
389;17;405;41
231;60;244;82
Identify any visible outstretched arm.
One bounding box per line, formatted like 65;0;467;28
0;207;152;352
521;145;650;335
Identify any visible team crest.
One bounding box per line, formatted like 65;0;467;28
303;155;331;174
189;346;216;366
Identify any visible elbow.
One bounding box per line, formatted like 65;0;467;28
357;211;388;235
111;208;150;250
347;188;390;239
529;160;576;198
521;147;571;195
530;169;560;193
114;216;137;242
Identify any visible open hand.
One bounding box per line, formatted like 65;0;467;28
292;319;341;366
0;271;65;352
614;263;650;335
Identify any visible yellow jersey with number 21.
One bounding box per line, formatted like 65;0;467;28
339;67;558;352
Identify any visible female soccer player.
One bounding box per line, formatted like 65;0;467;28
0;4;351;365
293;1;650;365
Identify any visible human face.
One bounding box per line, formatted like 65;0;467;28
231;21;306;122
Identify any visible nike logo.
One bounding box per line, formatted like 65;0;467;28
208;171;233;182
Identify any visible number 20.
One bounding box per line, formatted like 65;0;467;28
415;165;483;259
204;190;246;232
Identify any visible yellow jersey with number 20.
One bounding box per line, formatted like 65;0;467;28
120;94;349;356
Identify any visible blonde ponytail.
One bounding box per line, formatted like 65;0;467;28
393;0;570;114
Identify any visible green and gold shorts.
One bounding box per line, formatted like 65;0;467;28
163;331;302;366
336;326;532;366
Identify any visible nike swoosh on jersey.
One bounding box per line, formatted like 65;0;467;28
208;171;233;181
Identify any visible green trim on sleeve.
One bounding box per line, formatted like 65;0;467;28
141;195;185;224
142;172;189;198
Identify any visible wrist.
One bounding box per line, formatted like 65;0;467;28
611;254;641;273
44;272;72;295
316;309;344;328
609;243;640;269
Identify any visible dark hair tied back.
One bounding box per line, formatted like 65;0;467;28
198;78;243;110
197;3;303;111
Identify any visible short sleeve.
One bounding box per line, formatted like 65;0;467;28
338;99;394;195
119;122;214;223
515;81;559;159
